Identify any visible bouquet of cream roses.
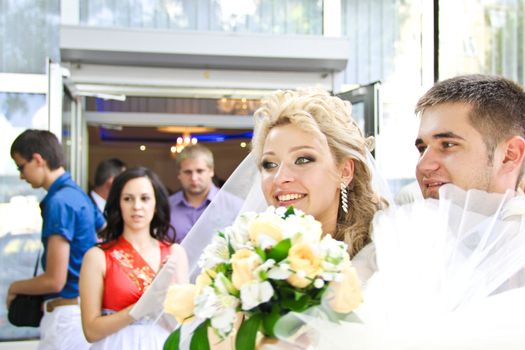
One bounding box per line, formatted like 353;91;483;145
163;206;362;350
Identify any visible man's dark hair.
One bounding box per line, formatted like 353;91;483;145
415;74;525;159
10;129;65;170
94;158;127;187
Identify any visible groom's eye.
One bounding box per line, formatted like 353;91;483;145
442;142;456;149
416;144;426;155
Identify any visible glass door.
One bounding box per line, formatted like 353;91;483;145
337;81;381;157
0;75;47;341
0;61;72;341
336;81;381;138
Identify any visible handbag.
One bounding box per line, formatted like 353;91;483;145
7;250;44;327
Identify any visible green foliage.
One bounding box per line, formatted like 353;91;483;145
267;238;291;262
190;320;211;350
255;246;267;261
283;206;296;218
163;327;181;350
236;313;263;350
261;304;282;337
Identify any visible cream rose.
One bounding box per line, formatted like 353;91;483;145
231;249;262;289
286;243;321;288
164;284;197;324
327;262;363;313
248;214;284;247
195;269;216;294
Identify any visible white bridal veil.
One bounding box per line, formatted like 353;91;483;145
274;185;525;349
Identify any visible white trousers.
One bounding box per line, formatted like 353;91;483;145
38;303;90;350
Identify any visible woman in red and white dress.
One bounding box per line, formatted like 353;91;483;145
79;167;188;349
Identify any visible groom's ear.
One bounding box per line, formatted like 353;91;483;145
340;158;355;185
501;136;525;172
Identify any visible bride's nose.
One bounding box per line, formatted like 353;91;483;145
274;163;295;184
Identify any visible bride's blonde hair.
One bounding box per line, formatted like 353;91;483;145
252;88;387;257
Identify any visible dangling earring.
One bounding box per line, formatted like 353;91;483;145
340;182;348;214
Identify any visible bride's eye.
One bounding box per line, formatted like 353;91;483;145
261;160;278;170
295;156;314;165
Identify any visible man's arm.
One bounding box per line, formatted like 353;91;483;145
6;235;69;306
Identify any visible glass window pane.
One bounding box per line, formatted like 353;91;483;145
341;0;426;191
439;0;524;84
62;92;73;172
0;92;47;340
0;0;60;74
79;0;323;34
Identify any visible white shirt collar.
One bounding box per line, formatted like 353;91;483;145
90;190;106;213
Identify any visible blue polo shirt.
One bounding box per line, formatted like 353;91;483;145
40;172;105;299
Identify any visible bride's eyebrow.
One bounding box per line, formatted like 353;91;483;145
290;145;316;152
261;151;275;157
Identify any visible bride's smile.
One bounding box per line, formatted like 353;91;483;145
275;192;306;205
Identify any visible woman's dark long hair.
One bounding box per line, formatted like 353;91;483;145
99;166;175;246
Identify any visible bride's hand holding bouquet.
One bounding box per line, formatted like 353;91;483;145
163;206;362;350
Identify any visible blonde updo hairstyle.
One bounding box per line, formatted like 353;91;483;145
252;88;386;257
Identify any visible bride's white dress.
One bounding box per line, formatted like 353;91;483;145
275;185;525;349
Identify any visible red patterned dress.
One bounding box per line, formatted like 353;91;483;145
91;236;172;350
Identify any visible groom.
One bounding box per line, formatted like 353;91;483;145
414;74;525;199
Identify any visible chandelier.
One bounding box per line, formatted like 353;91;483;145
216;97;259;115
170;132;198;155
157;126;212;157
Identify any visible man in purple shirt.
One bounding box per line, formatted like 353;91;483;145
169;144;219;242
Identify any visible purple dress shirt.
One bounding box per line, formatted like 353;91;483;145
168;185;219;243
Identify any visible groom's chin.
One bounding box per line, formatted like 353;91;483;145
423;190;440;199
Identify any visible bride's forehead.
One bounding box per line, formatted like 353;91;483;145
263;124;328;149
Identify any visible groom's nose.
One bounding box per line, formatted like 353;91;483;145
416;146;440;174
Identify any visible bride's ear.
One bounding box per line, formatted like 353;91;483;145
340;158;354;185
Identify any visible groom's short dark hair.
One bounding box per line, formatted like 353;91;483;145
415;74;525;160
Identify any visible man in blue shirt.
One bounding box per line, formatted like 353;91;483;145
7;129;105;349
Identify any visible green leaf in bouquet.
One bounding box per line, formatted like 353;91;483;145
215;263;232;275
235;312;263;350
228;241;236;256
282;292;311;312
261;304;282;337
283;206;296;218
258;270;268;280
190;320;210;350
267;239;291;262
255;246;267;261
163;327;181;350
